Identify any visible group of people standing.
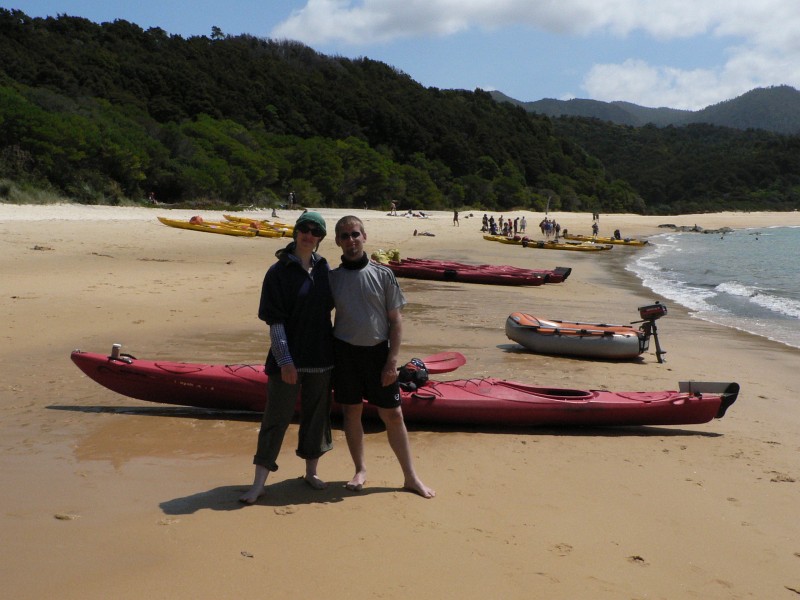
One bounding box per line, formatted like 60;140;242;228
539;218;561;239
239;212;435;505
481;213;527;236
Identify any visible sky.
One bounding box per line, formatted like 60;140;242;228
10;1;800;110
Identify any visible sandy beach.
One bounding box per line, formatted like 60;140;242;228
2;204;799;599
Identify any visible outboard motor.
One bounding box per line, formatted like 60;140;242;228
633;302;668;363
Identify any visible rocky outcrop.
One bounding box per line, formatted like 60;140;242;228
658;224;735;234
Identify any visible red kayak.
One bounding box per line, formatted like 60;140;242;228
70;348;738;427
385;258;571;286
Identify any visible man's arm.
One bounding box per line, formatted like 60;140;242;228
382;307;403;386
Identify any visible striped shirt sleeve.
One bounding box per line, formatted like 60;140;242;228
269;322;293;367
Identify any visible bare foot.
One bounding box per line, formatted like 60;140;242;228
303;475;328;490
403;478;436;499
345;470;367;492
239;486;266;505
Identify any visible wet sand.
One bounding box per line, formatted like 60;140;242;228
2;205;799;599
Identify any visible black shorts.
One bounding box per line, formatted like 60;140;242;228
333;338;401;409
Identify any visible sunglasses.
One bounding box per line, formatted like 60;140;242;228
338;230;362;240
296;223;324;237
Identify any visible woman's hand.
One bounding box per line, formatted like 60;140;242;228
281;363;298;385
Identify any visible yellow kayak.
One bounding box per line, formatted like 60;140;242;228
482;234;521;245
157;216;257;237
563;233;648;246
223;214;292;236
205;217;286;238
483;235;612;251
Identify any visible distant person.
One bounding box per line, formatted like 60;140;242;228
390;201;398;216
592;221;599;236
453;210;459;226
239;212;334;504
614;229;621;240
329;215;435;499
520;216;527;233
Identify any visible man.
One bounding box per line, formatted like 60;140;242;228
328;215;435;499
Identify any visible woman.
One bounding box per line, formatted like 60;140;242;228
240;211;334;504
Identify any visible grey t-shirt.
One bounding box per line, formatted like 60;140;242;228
329;259;406;346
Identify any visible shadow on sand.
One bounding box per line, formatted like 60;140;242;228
159;479;400;515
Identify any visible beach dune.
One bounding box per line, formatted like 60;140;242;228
1;205;799;599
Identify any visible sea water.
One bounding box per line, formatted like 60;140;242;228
627;226;800;349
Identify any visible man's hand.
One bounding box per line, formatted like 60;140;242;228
381;360;398;387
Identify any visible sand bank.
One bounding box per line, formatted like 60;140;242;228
1;205;799;599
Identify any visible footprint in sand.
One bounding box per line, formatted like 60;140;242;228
551;543;573;556
274;506;298;516
54;513;80;521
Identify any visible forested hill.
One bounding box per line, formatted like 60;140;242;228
0;9;639;212
0;9;798;213
492;86;800;135
550;118;800;214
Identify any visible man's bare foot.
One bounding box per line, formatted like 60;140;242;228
303;475;328;490
239;486;266;505
403;478;435;499
345;470;367;492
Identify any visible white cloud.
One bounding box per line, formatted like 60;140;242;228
272;0;758;44
272;1;800;109
577;1;800;108
272;0;474;44
583;60;725;109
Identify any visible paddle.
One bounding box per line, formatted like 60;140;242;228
418;351;466;374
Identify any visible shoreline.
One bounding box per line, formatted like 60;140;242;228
2;205;800;599
628;226;800;350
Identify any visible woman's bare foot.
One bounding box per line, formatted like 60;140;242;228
240;465;269;504
303;475;328;490
239;486;266;505
345;470;367;492
403;477;435;499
